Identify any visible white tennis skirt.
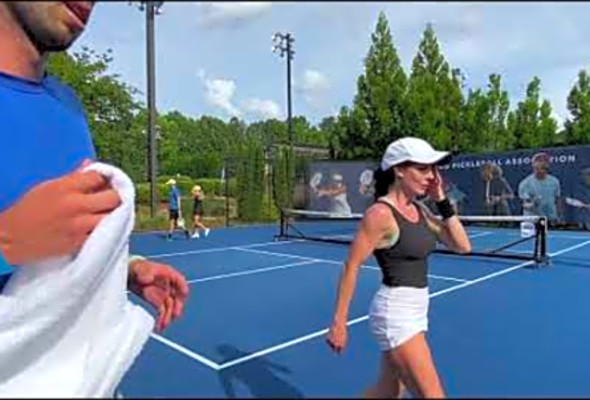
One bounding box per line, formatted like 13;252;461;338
369;284;430;351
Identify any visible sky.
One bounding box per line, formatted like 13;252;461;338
73;2;590;128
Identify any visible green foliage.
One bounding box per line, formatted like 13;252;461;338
331;12;408;160
565;69;590;145
134;212;169;231
407;23;463;150
273;146;295;210
47;47;146;182
43;14;590;229
508;76;558;149
486;74;513;150
135;182;151;205
460;74;512;152
461;88;489;151
193;178;226;197
234;140;266;222
157;174;194;196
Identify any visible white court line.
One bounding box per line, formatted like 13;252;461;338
236;247;467;283
143;239;303;259
431;239;590;297
213;239;590;370
467;231;590;241
550;239;590;255
151;333;221;370
186;260;318;284
468;232;493;239
217;314;370;370
549;234;590;240
316;230;492;241
148;238;590;370
215;260;532;370
132;222;277;236
360;265;468;283
425;274;469;283
141;230;494;260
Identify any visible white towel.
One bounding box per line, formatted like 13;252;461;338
0;163;155;398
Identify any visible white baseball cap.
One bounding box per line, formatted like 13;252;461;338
380;137;451;170
165;178;176;185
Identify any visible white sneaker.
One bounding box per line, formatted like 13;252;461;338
204;228;210;237
191;232;200;239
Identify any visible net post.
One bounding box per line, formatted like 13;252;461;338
277;208;286;240
538;216;549;266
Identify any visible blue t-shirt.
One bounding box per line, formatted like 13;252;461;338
518;173;561;220
169;186;180;211
0;71;95;278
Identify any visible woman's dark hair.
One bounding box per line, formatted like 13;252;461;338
373;166;395;201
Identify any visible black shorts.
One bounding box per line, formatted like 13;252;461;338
193;205;203;216
169;209;179;220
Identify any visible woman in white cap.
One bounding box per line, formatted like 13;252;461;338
190;185;210;239
326;137;471;398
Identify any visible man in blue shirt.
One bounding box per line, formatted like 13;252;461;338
0;2;188;332
518;152;562;224
166;178;190;241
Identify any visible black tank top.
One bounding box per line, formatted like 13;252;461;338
373;200;437;288
193;196;203;211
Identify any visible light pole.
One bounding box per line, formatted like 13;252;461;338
272;32;295;205
131;1;163;218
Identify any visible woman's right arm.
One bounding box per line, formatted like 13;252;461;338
327;203;393;353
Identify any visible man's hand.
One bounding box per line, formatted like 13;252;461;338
0;160;121;265
128;259;189;332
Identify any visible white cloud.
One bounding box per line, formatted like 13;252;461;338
197;69;281;120
196;2;272;28
297;69;331;108
198;70;241;117
242;98;282;120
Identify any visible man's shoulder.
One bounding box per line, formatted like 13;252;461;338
43;75;86;116
519;174;535;185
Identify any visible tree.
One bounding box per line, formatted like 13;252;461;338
407;23;463;150
460;88;490;152
333;11;408;160
508;76;557;149
538;100;558;147
460;73;512;152
47;47;145;181
329;106;352;159
486;74;512;150
272;145;295;210
235;139;265;221
319;116;338;158
565;69;590;145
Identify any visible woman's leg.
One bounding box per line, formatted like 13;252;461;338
193;215;207;231
194;214;210;236
384;332;444;398
363;353;405;399
191;214;200;237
